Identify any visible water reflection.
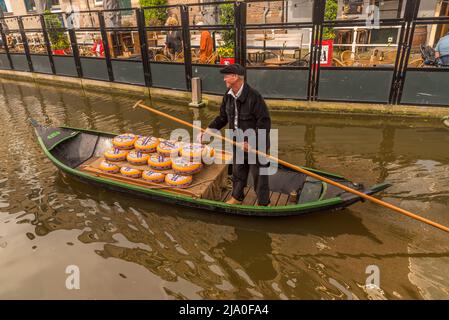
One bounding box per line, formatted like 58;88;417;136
0;77;448;299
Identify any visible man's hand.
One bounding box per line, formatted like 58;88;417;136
196;131;203;143
196;129;209;143
237;141;250;152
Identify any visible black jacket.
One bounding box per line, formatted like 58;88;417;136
208;83;271;151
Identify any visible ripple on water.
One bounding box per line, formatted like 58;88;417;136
0;78;448;299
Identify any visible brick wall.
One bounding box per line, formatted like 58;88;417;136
246;1;284;25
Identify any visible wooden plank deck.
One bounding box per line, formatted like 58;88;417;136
219;188;293;207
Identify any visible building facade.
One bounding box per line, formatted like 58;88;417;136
0;1;140;16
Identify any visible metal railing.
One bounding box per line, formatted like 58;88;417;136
0;0;448;107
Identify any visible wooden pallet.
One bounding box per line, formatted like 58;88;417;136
78;156;228;200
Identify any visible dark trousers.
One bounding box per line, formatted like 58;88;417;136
438;55;449;66
231;155;270;206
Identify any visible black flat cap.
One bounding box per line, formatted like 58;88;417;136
219;63;245;75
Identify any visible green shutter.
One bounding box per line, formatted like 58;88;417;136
0;0;7;13
24;0;36;12
119;0;132;16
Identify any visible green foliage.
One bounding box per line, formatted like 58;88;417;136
217;46;233;58
323;0;337;40
139;0;168;26
44;12;70;50
218;2;235;56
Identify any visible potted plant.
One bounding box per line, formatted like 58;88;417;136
217;46;234;65
218;3;235;65
52;38;71;55
44;12;71;55
139;0;168;26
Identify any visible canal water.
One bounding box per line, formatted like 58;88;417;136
0;78;448;299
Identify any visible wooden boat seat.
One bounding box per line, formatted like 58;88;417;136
298;177;324;204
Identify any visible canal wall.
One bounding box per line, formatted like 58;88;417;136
0;69;448;119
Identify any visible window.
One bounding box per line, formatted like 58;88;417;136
49;0;61;12
0;0;12;13
24;0;37;12
343;0;364;15
119;0;131;9
94;0;103;6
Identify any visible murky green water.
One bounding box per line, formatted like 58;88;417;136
0;78;448;299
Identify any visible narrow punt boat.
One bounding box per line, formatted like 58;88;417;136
32;121;391;217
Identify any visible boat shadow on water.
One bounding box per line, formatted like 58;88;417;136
50;170;383;241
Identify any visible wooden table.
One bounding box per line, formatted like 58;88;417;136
353;59;394;67
254;35;274;51
116;53;141;59
264;57;296;66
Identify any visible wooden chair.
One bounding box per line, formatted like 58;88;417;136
382;50;397;63
154;54;170;62
247;51;259;65
175;51;184;61
332;57;346;67
340;50;356;66
207;51;219;64
191;48;198;60
408;58;424;68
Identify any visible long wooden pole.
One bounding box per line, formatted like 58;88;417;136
133;100;449;234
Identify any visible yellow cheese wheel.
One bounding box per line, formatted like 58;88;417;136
112;133;138;150
120;166;142;178
104;148;128;162
180;143;215;162
134;136;159;153
127;150;150;165
172;157;202;175
165;174;193;188
156;139;181;157
99;160;120;174
142;170;165;183
148;154;172;170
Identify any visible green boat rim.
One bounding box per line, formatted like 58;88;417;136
37;136;345;212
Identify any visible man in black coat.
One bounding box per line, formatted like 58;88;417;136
198;64;271;206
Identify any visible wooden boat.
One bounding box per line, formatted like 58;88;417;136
33;121;391;217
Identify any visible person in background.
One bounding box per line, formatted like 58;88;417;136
164;16;183;60
196;17;213;64
435;31;449;66
91;35;104;57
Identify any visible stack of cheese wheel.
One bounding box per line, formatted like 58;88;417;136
99;160;120;174
127;150;150;165
120;166;142;178
172;157;202;175
180;143;215;163
165;173;193;188
142;170;165;183
112;133;138;150
157;139;181;157
104;148;128;162
134;136;159;153
147;154;172;170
